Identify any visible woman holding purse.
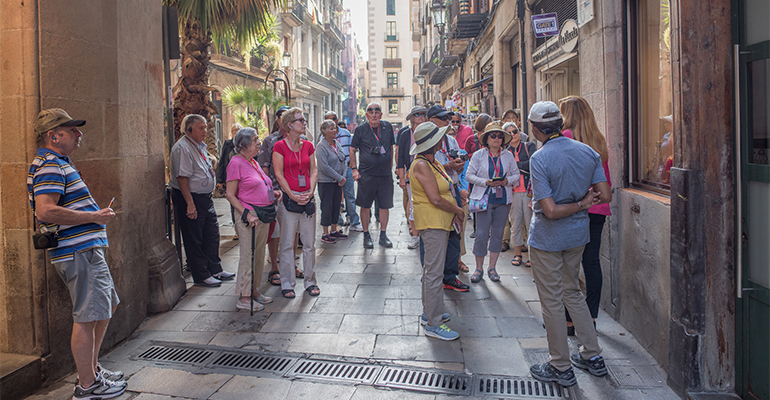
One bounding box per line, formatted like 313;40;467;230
225;127;282;311
466;123;520;283
273;107;319;298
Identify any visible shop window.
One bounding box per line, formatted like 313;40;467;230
389;99;399;114
629;0;673;191
386;0;395;15
387;72;399;89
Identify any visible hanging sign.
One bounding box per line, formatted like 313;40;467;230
577;0;594;27
559;19;579;53
482;83;488;98
532;13;559;38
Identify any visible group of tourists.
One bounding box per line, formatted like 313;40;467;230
27;94;612;398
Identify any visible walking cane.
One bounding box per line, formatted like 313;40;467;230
250;222;256;316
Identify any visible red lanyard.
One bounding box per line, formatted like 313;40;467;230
371;124;381;144
284;139;304;179
490;152;502;178
242;155;272;189
513;143;522;162
185;135;210;165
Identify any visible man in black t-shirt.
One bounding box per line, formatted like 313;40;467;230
350;102;396;249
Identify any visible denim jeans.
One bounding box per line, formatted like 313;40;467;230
338;167;361;226
566;213;607;321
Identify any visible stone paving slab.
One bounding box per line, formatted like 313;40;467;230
288;333;376;358
283;380;357;399
350;386;439;399
183;310;270;332
128;367;232;398
461;337;531;376
310;297;387;315
208;332;294;352
137;311;201;332
209;375;292;400
260;312;344;333
496;317;547;338
444;317;502;338
328;272;393;285
373;335;464;363
338;315;418;336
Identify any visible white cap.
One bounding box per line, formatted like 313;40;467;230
528;101;563;123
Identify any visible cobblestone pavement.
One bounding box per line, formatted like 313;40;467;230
26;197;680;400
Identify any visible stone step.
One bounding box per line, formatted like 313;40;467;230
0;353;42;400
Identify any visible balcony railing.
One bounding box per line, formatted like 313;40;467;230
383;58;402;68
329;66;346;84
280;1;305;27
382;87;404;96
305;67;329;86
384;32;399;42
419;49;430;74
293;68;309;89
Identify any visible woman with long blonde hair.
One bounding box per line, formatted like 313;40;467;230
558;96;611;336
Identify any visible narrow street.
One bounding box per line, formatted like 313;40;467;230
25;197;679;399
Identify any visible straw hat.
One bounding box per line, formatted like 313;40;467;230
478;122;512;146
410;122;448;155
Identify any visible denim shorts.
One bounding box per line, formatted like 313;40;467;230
53;247;120;323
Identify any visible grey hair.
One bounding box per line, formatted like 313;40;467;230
181;114;206;134
319;120;338;136
233;127;259;153
324;111;338;119
502;122;518;132
367;101;381;110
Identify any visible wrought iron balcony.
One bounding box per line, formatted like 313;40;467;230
280;1;305;27
384;32;399;42
383;58;402;68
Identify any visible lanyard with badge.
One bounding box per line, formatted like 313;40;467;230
284;139;307;188
490;152;504;198
417;155;456;198
241;155;276;202
372;124;387;156
185;135;215;180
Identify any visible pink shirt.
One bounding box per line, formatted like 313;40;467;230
227;155;274;208
563;129;612;216
455;124;474;150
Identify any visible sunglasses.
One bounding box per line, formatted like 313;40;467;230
488;133;505;139
450;120;461;124
413;113;427;118
367;108;381;113
293;118;307;124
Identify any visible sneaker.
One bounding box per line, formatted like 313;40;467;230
469;231;477;238
321;234;337;244
379;232;393;248
443;278;470;292
350;224;364;232
96;363;124;381
570;353;608;377
213;271;235;281
73;372;127;400
330;230;349;239
529;362;577;387
424;323;460;341
254;294;273;304
407;236;420;249
198;276;221;287
420;313;450;325
236;299;265;312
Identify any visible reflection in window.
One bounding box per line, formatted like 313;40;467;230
389;99;399;114
748;59;769;165
387;72;399;89
634;0;673;187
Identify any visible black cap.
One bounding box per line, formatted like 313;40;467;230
427;105;451;119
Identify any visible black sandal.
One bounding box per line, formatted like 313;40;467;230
282;289;295;298
305;285;320;296
511;255;523;266
267;271;281;286
470;269;483;283
295;268;304;279
488;268;500;282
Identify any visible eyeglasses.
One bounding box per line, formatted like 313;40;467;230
450;120;461;124
367;108;381;113
293;118;307;124
331;117;338;121
488;133;505;139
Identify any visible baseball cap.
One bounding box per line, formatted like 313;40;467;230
276;105;291;117
427;105;451;119
528;101;563;123
34;108;86;135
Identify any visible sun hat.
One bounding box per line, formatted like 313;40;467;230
34;108;86;135
479;122;512;146
410;122;449;155
406;106;428;121
528;101;563;123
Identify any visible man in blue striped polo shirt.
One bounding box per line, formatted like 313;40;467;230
28;108;127;399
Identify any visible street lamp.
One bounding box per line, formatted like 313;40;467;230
282;51;291;69
265;51;292;128
430;0;446;29
416;75;426;104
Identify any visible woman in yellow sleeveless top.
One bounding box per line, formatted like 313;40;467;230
409;122;465;341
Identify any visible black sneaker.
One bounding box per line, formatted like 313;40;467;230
363;232;374;249
379;232;393;248
443;278;470;292
529;362;577;387
571;353;608;377
73;372;127;399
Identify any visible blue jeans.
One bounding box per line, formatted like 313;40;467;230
566;213;606;321
338;167;360;226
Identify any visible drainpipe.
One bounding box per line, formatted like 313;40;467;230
518;0;528;135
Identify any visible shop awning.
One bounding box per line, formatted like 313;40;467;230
460;75;493;95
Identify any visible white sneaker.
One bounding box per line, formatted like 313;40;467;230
236;299;265;311
407;235;420;249
255;294;273;304
349;224;364;232
200;276;222;287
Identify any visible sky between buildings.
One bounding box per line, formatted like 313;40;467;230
343;0;369;60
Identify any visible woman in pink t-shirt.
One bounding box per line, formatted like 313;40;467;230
559;96;612;336
273;108;319;298
225;127;283;312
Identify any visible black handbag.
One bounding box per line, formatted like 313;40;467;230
282;192;316;215
242;203;277;224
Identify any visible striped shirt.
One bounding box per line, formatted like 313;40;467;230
27;148;108;263
335;127;352;163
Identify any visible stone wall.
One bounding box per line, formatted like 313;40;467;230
0;0;176;382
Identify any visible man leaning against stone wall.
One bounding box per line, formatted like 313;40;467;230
27;108;128;400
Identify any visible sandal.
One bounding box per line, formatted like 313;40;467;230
488;268;500;282
267;270;281;286
511;255;523;266
282;289;295;298
470;269;483;283
458;261;470;273
305;285;320;296
295;268;304;279
525;260;531;268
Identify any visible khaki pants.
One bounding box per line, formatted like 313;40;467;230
234;213;270;297
530;245;602;371
420;229;450;327
277;199;317;291
508;192;532;247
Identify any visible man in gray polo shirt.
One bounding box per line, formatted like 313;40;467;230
170;114;235;287
526;101;611;387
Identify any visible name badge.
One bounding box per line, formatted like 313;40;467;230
495;186;503;198
298;175;307;187
380;146;386;155
267;189;276;202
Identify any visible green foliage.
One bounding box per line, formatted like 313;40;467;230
222;85;287;136
234;112;267;135
661;0;670;51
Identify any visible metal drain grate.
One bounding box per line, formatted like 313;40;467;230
374;366;472;396
608;365;666;388
475;375;569;398
210;352;295;373
285;360;381;384
136;345;214;365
